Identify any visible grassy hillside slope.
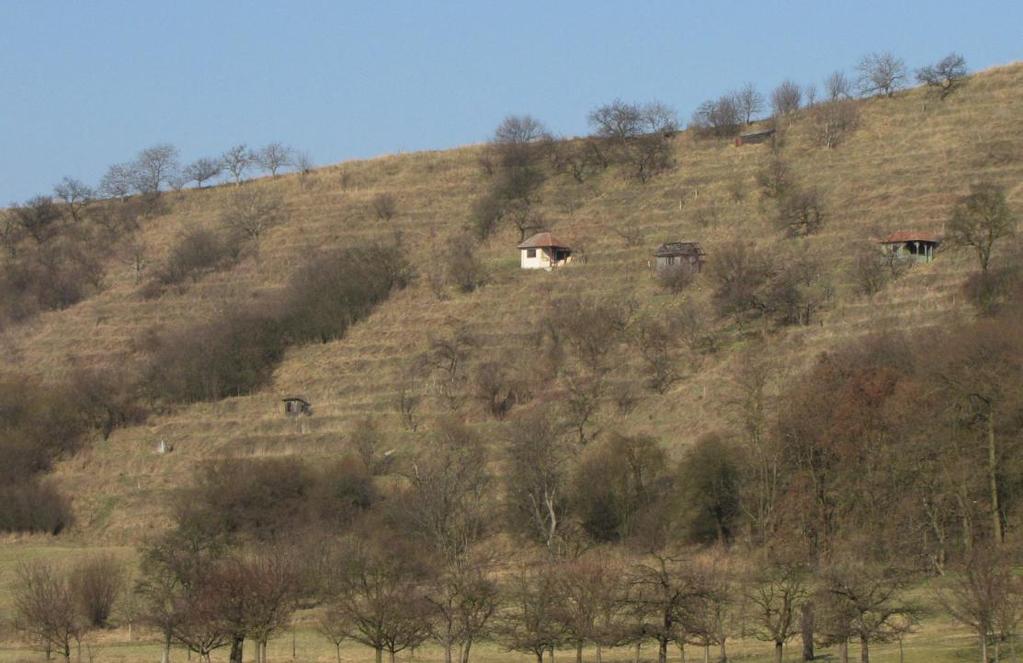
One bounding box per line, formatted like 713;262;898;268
2;63;1022;545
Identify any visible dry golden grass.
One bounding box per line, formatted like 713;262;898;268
0;63;1020;546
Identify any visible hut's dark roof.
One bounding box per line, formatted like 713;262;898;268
880;231;942;244
518;232;571;250
282;396;310;405
654;241;705;257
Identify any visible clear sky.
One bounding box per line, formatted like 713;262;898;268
2;0;1020;203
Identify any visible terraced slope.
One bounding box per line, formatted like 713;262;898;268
4;63;1022;543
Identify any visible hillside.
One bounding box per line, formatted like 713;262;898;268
2;62;1022;546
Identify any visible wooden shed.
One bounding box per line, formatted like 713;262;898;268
735;128;776;146
653;241;706;273
283;397;312;417
518;232;573;270
880;232;941;263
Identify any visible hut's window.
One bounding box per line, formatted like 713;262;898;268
526;249;536;258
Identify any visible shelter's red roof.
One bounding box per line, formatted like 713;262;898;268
518;232;571;249
881;231;941;243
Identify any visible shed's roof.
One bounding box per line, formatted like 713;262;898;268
880;231;942;244
739;128;776;139
654;241;705;257
282;396;310;404
518;232;571;249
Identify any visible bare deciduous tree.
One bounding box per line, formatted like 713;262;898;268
12;562;86;663
99;162;137;200
326;538;431;663
746;561;807;663
810;99;860;149
220;187;286;251
255;143;294;177
916;52;968;99
947;182;1016;272
132;144;180;194
771;80;803;116
183;158;223;189
293;150;315;175
506;408;571;551
10;195;63;243
53;177;94;223
825;70;853;101
821;559;918;663
222;144;254;185
691;95;742;138
736;83;765;124
935;545;1023;663
856;52;908;98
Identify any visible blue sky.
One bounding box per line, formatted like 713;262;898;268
1;1;1020;202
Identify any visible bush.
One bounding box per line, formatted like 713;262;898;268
0;480;72;534
656;264;697;295
70;555;125;628
147;227;238;295
145;243;410;404
0;230;106;327
371;193;397;221
446;234;487;293
776;188;825;237
145;307;286;402
280;243;412;344
174;456;375;541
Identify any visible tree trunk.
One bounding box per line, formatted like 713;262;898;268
774;642;783;663
860;635;869;663
801;601;815;661
989;412;1003;544
839;640;849;663
162;637;171;663
679;642;686;663
336;643;342;663
659;638;669;663
536;652;544;663
596;644;603;663
549;646;556;663
461;640;473;663
702;644;709;663
444;641;453;663
635;642;641;663
375;648;383;663
390;649;397;663
576;642;583;663
229;636;244;663
719;639;727;663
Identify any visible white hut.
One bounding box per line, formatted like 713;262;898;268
518;232;573;271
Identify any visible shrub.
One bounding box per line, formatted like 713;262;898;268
371;193;397;221
776;188;825;237
0;480;72;534
656;264;697;295
446;234;487;293
70;555;125;628
145;243;410;404
280;243;412;344
148;227;238;294
145;308;286;402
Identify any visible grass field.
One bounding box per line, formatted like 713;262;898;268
0;619;988;663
